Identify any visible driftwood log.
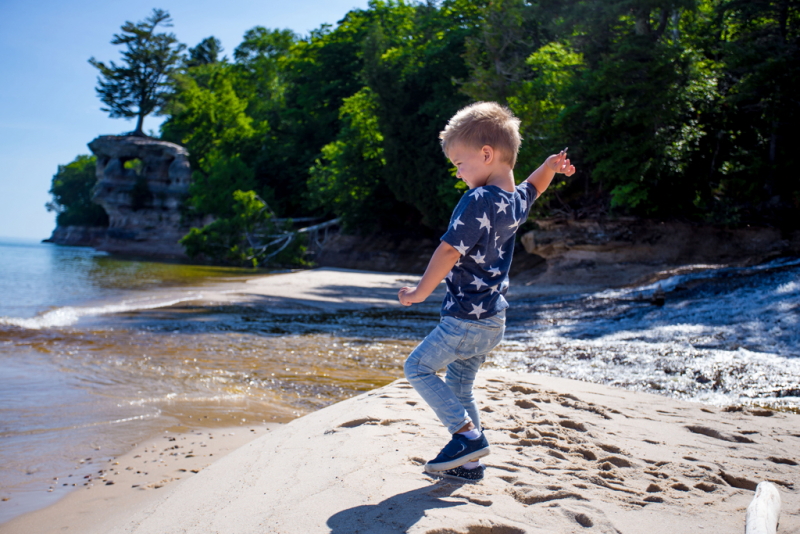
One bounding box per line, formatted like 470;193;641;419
745;481;781;534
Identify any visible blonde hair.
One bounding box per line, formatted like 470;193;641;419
439;101;522;168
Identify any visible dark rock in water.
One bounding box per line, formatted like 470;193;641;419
46;136;208;258
651;285;665;306
43;225;108;247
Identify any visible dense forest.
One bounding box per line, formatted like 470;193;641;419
50;0;799;264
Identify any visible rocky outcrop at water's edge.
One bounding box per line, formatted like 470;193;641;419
315;219;800;295
511;218;800;290
46;135;209;258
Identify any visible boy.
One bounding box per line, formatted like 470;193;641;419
398;101;575;482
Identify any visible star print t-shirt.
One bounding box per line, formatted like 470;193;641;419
440;182;538;320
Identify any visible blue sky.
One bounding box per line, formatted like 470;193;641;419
0;0;371;240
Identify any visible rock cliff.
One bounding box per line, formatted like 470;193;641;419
47;135;207;258
511;218;800;293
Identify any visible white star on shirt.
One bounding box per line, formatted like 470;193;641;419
455;258;463;268
452;217;464;231
470;275;487;290
495;198;509;214
469;187;487;199
468;302;487;318
520;198;527;211
497;246;505;260
444;297;454;310
494;233;500;243
490;284;499;295
476;213;491;232
470;250;486;264
508;218;521;231
446;271;454;282
457;287;464;298
453;240;470;255
488;266;501;277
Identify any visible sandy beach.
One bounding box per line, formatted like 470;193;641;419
4;371;798;533
2;267;798;533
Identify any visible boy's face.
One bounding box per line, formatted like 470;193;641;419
448;143;491;189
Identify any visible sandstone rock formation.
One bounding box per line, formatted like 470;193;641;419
513;218;800;293
47;135;210;258
88;135;200;257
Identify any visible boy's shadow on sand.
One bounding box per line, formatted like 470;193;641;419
327;481;465;534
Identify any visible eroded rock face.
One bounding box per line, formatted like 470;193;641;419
519;219;790;264
513;218;800;293
87;135;202;258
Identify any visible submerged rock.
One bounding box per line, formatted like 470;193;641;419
651;284;665;306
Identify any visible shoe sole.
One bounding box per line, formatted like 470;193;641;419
423;446;490;473
431;471;484;483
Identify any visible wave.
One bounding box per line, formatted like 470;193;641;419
592;256;800;301
0;294;208;330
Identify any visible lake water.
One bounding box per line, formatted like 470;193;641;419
0;238;798;523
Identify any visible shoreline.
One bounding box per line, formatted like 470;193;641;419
4;371;798;533
2;263;798;531
0;268;440;528
0;425;279;534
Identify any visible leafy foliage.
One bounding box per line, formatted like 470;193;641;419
180;190;307;267
308;88;395;233
64;1;800;261
186;36;223;67
89;9;186;136
363;0;478;229
47;156;109;227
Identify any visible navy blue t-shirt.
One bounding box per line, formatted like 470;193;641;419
440;182;538;320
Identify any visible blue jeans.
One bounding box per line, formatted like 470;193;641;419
404;311;505;434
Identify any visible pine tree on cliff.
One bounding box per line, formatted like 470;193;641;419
89;9;185;137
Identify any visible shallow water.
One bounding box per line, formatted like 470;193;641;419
501;257;800;408
0;240;798;523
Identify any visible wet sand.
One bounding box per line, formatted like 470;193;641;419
0;425;278;534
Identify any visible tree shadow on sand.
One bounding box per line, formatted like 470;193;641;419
327;481;466;534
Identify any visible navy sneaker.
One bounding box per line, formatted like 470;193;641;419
424;432;490;473
437;465;485;482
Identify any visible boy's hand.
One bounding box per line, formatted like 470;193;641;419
398;286;422;306
545;151;576;176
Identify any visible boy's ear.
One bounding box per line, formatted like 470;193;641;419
481;145;494;165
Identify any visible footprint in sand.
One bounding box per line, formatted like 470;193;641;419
685;425;755;443
558;420;587;432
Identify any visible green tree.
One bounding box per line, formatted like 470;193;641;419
46;155;109;227
258;18;368;217
186;36;223;67
161;63;268;217
308;87;397;232
364;0;480;230
180;190;306;267
704;0;800;221
461;0;549;104
89;8;186;136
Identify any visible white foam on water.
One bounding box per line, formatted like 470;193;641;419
0;294;207;329
501;258;800;408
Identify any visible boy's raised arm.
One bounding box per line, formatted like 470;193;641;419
398;241;461;306
526;151;576;195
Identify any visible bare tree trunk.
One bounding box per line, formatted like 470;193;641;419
134;113;145;137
